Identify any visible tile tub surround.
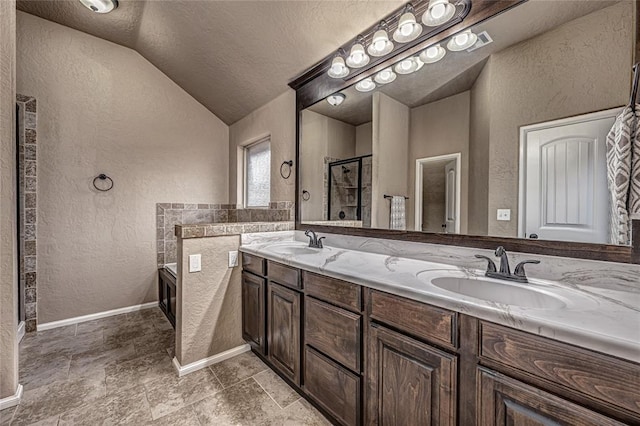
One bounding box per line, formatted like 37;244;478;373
17;94;37;333
157;202;293;266
240;231;640;363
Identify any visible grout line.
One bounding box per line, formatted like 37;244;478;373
281;396;303;411
252;375;286;410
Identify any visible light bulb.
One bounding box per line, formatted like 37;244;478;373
446;29;478;51
347;41;370;68
419;44;446;63
79;0;118;13
368;27;394;56
455;33;469;46
394;57;419;75
374;68;396;84
355;78;376;92
401;60;412;70
327;55;349;78
431;3;445;19
393;10;422;43
422;0;455;27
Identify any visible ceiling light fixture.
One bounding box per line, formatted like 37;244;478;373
327;51;350;79
374;68;397;85
355;78;376;92
419;43;446;63
394;57;420;75
393;5;422;43
367;21;394;57
326;93;346;106
346;36;370;68
79;0;118;13
447;29;478;51
422;0;455;27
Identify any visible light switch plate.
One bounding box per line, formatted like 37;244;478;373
189;254;201;273
228;251;239;268
497;209;511;221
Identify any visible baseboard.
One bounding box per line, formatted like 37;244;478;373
37;302;157;331
0;384;23;410
17;321;25;343
172;344;250;377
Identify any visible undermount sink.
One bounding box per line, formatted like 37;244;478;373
269;244;321;256
429;276;567;309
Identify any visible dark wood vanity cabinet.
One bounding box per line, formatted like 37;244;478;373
241;271;265;354
367;323;457;426
478;369;626;426
267;281;301;385
241;255;640;426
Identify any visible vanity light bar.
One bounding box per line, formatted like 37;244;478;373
348;29;488;95
327;0;461;79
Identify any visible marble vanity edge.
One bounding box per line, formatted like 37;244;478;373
176;221;294;239
238;237;640;364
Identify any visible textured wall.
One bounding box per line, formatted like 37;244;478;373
467;63;491;236
17;13;230;323
300;109;356;222
229;90;296;208
176;235;244;366
355;122;372;157
371;93;409;229
408;91;470;233
484;2;633;237
0;0;19;399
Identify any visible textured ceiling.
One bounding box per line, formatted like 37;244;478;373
16;0;405;124
309;0;621;125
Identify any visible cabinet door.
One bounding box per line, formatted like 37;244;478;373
241;272;265;354
367;323;457;426
478;368;625;426
268;281;301;385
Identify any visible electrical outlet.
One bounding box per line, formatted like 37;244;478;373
189;254;201;273
497;209;511;221
228;251;239;268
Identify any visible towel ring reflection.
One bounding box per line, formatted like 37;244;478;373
302;190;311;201
280;160;293;179
93;174;114;192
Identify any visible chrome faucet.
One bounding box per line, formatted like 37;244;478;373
475;246;540;283
305;230;325;249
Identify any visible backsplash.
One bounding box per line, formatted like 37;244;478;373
156;201;294;266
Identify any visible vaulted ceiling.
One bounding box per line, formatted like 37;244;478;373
16;0;405;124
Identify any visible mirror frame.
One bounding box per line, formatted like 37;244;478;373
290;0;640;264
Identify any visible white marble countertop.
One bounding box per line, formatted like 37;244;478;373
239;234;640;364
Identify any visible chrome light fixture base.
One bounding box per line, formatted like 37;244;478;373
355;78;376;93
419;43;446;63
326;93;346;106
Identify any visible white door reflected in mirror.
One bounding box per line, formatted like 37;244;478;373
415;153;461;234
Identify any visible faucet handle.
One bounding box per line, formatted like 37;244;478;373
514;260;541;278
317;237;325;248
475;255;497;273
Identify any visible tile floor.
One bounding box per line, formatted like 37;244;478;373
0;308;330;426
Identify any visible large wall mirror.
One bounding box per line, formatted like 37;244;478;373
298;0;638;254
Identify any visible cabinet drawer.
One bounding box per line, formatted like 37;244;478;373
267;261;300;289
368;290;457;349
242;253;265;276
304;347;360;426
480;322;640;417
303;271;362;312
305;297;361;372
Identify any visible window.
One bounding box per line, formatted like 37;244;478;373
244;138;271;207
